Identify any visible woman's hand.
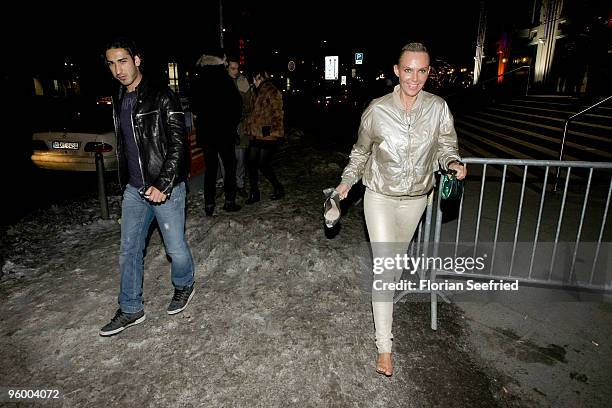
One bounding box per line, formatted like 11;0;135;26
335;183;351;200
448;162;467;180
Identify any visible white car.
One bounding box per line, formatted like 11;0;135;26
31;97;118;172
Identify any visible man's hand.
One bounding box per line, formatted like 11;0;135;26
144;186;167;203
448;162;467;180
335;183;351;200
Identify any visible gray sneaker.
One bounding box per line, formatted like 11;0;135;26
99;309;145;336
167;282;196;315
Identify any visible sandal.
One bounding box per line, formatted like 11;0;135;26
375;353;393;377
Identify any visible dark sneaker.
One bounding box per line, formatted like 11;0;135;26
245;191;260;205
99;309;145;336
270;185;285;200
167;282;196;315
223;202;242;212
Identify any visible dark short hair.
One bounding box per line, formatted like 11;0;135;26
105;37;141;60
250;66;270;81
398;42;429;63
226;51;240;64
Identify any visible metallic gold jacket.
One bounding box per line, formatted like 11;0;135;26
341;86;460;196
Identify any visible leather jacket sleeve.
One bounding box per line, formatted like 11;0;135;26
153;89;187;195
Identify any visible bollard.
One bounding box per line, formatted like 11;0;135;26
95;152;109;220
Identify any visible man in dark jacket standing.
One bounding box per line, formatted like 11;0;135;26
191;48;243;215
99;38;196;336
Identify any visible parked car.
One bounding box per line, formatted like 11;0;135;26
31;97;118;172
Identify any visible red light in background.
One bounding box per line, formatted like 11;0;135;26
239;38;246;65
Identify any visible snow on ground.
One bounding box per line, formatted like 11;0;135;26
2;134;509;407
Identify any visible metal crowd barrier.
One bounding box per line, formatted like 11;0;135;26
395;158;612;330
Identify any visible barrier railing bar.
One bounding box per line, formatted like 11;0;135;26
431;182;444;330
474;164;487;259
549;167;572;280
590;176;612;284
569;168;594;281
529;166;549;279
509;165;529;277
416;217;423;258
409;221;418;259
432;270;612;293
423;191;434;259
490;165;507;275
463;158;612;169
454;182;466;259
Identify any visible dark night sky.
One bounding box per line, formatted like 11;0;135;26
12;0;609;85
13;1;488;79
222;1;485;64
9;0;567;100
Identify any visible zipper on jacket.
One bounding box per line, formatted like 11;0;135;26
162;175;176;194
403;109;414;188
132;89;146;188
112;96;122;184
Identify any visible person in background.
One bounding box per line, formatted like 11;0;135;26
244;68;285;203
336;43;466;376
227;54;253;198
191;47;243;216
100;37;195;336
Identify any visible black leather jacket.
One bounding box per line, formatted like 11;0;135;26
112;77;189;195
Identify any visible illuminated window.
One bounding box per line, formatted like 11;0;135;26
168;62;179;94
33;78;44;96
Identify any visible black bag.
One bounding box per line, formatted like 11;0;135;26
440;170;463;200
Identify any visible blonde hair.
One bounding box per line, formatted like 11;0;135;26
399;43;429;63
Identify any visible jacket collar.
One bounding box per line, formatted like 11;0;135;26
118;75;149;103
392;84;424;114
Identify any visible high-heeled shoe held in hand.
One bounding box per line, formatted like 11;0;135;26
323;188;341;228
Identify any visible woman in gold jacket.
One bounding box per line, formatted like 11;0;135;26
336;43;467;377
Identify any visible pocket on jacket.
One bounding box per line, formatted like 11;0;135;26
135;111;161;138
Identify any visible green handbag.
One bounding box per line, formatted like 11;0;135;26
440;171;464;200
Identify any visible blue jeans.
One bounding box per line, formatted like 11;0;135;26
118;182;195;313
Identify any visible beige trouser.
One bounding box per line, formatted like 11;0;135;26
364;188;428;353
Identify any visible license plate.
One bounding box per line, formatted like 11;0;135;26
52;141;80;150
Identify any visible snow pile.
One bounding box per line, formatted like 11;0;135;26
0;136;502;407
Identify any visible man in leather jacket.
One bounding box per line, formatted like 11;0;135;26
100;38;196;336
